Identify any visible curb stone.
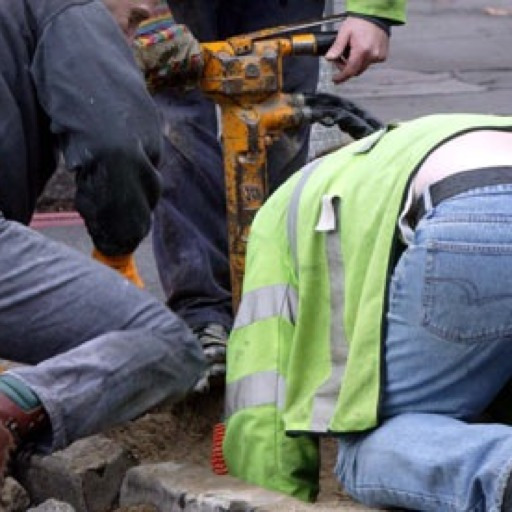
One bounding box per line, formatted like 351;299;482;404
119;462;377;511
27;499;76;512
15;435;136;512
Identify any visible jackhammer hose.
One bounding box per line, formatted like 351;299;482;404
301;92;384;140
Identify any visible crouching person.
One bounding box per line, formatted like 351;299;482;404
0;0;205;480
224;112;512;510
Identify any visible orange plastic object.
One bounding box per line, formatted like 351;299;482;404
211;422;228;475
91;249;145;289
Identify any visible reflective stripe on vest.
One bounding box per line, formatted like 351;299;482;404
289;171;348;430
288;158;324;274
233;284;298;330
226;283;298;418
225;370;286;418
310;196;348;431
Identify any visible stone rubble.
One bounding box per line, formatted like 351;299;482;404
0;477;30;512
14;435;135;512
27;499;76;512
2;435;373;512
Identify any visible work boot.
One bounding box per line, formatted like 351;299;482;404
0;392;47;483
192;323;228;392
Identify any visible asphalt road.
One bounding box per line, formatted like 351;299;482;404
333;0;512;120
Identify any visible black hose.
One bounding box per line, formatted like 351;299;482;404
303;92;384;139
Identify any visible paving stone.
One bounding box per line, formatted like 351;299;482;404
0;477;30;512
15;435;136;512
27;499;76;512
119;462;377;511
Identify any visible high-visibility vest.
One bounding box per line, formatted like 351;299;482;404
347;0;407;24
224;114;512;501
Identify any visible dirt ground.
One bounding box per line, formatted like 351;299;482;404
106;385;345;507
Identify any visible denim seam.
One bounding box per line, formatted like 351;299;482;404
421;243;435;328
427;216;512;226
494;454;512;512
422;321;512;344
429;242;512;254
422;242;512;343
352;483;475;511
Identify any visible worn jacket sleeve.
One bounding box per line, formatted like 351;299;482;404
30;0;162;255
346;0;407;24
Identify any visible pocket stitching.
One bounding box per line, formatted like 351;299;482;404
422;241;512;343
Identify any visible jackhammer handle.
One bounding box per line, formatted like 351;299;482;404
313;32;338;56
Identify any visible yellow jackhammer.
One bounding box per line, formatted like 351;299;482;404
137;13;383;310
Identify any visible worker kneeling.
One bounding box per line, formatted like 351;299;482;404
224;112;512;511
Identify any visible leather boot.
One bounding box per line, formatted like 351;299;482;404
0;392;47;484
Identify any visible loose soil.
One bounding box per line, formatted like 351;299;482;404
106;386;345;506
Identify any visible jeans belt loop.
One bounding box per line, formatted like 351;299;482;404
422;186;433;215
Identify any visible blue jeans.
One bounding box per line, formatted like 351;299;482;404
0;215;205;451
336;184;512;511
152;0;325;329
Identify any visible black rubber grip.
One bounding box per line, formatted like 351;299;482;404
313;32;338;55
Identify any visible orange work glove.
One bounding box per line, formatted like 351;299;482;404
91;248;145;289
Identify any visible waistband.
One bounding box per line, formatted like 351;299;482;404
412;166;512;227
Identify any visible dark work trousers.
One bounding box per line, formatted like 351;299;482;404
153;0;326;330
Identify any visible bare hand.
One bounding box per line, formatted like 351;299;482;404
325;17;390;84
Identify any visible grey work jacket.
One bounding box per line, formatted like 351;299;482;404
0;0;162;255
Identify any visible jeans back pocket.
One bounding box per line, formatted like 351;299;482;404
422;240;512;343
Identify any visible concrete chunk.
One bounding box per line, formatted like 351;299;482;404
15;435;136;512
0;477;30;512
119;462;375;511
27;499;76;512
